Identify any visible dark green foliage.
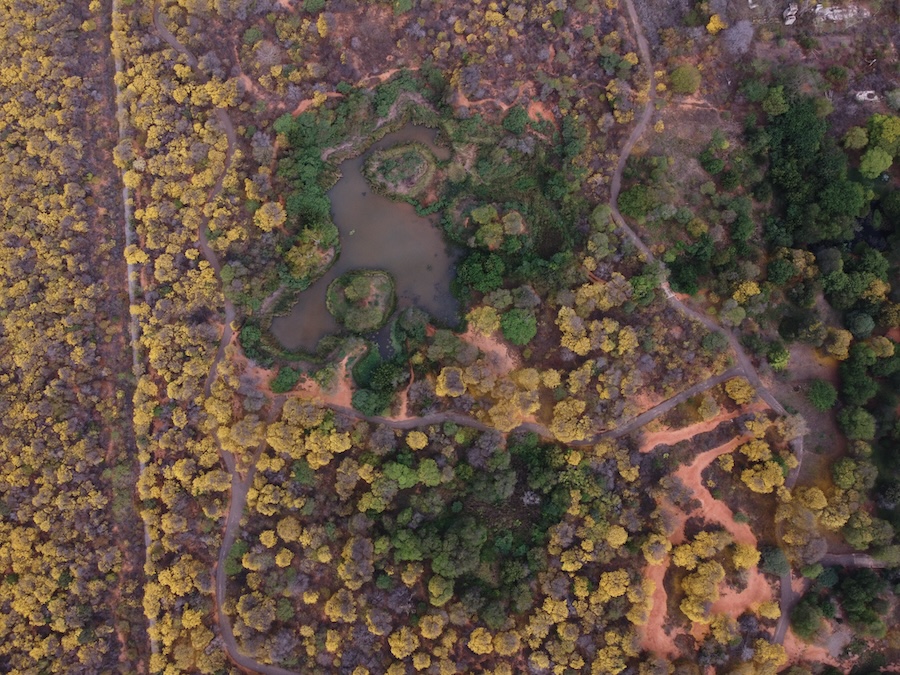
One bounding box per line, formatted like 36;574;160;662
303;0;326;11
767;257;796;285
838;569;889;637
503;106;529;135
701;331;728;354
790;594;825;641
351;347;383;389
630;267;659;306
839;345;879;407
242;26;263;45
455;252;506;294
239;323;274;368
846;311;875;339
366;431;602;619
699;148;725;175
618;185;655;219
225;540;250;576
670;65;701;94
755;95;864;246
767;341;790;371
759;546;789;576
807;379;837;411
500;309;537;346
742;78;768;103
270;367;301;393
838;407;877;440
292;459;315;486
393;0;413;13
372;71;420;117
352;389;393;416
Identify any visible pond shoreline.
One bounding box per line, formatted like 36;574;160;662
270;125;458;353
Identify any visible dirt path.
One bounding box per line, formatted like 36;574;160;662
676;437;758;543
676;438;774;629
152;2;238;399
113;0;156;659
607;367;742;439
637;403;752;453
610;0;794;433
610;0;810;647
641;562;676;657
640;435;775;657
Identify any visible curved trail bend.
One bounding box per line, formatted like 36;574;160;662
609;0;811;650
152;3;237;397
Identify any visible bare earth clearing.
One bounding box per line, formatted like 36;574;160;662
639;434;776;657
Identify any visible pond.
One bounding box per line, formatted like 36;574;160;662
270;126;458;352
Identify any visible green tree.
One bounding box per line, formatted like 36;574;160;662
762;86;790;117
503;106;529;135
843;126;868;150
500;309;537;345
860;146;893;179
806;379;837;411
618;185;655;219
271;367;301;393
837;407;876;440
670;65;701;94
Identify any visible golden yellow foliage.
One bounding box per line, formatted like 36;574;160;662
725;377;756;404
706;14;727;34
468;627;494;655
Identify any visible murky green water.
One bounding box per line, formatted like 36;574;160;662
270;126;458;352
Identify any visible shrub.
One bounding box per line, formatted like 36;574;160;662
243;26;263;45
352;389;392;416
807;379;837;411
699;148;725;175
767;257;795;285
837;407;876;440
618;184;655;219
271;367;301;393
767;342;790;371
859;147;893;179
502;106;529;135
790;595;824;641
759;546;789;576
670;65;701;94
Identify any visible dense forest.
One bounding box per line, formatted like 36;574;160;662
1;0;898;673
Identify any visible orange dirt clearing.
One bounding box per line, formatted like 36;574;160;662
641;433;777;657
528;100;555;123
674;436;757;545
641;561;677;658
459;327;519;375
295;354;354;408
637;406;753;454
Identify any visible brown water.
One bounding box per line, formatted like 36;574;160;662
270;126;457;352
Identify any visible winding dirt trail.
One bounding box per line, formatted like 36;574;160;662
609;0;792;431
640;436;774;657
151;2;237;398
609;0;810;646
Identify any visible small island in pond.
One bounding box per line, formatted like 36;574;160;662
363;142;437;200
326;270;396;333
